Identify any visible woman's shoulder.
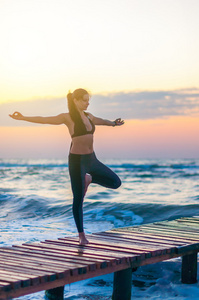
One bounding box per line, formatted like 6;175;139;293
63;112;70;118
85;112;94;120
60;113;73;125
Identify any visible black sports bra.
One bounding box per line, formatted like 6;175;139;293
71;112;95;138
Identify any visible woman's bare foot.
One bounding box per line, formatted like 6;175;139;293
79;232;89;245
84;173;92;196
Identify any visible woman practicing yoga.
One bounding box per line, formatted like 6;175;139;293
9;88;124;245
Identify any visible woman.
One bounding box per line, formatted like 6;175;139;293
9;88;124;245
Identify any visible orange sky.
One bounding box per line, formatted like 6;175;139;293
1;1;199;160
1;116;198;159
1;0;199;102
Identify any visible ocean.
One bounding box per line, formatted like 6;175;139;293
0;157;199;299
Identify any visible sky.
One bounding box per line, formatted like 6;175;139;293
0;0;199;159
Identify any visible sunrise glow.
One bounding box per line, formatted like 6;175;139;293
1;116;198;159
1;0;199;159
1;0;199;102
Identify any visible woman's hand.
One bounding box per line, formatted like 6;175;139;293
9;112;24;120
114;118;124;126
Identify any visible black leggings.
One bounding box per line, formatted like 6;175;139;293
68;152;121;233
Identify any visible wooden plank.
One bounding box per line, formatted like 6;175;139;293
119;223;199;235
104;229;184;245
0;277;22;290
177;219;199;225
91;232;179;252
116;226;199;253
14;244;102;272
116;221;199;233
42;240;137;261
0;262;41;285
42;245;122;265
67;234;169;251
23;242;115;266
139;232;199;245
123;226;199;242
0;245;124;276
45;239;148;259
109;228;186;244
143;224;199;235
140;227;199;242
0;269;39;287
44;239;145;261
175;221;199;228
1;217;199;300
185;217;199;220
0;254;71;274
146;222;199;232
158;217;199;223
93;231;191;245
34;242;122;267
175;217;198;220
0;252;71;272
152;221;199;230
178;217;199;221
83;234;172;255
0;247;110;272
0;260;133;300
0;245;102;265
177;244;199;254
15;247;105;270
14;242;126;275
0;247;83;277
58;237;165;257
0;269;30;289
98;231;184;246
40;241;124;262
42;240;138;265
0;263;46;286
0;249;189;300
108;229;195;244
0;281;12;292
0;248;72;274
0;254;66;284
142;225;199;237
108;230;199;250
13;245;93;267
0;257;68;282
19;242;110;262
182;217;199;222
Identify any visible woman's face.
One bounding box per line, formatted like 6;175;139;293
74;94;90;111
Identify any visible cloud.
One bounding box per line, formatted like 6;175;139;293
90;88;199;119
1;88;199;126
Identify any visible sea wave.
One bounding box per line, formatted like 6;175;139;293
1;190;199;231
1;161;199;183
1;158;199;300
0;158;199;169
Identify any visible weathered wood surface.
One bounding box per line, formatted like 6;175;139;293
0;216;199;299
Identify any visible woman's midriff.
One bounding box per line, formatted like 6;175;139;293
70;134;94;154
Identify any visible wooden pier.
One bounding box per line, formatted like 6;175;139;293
1;216;199;299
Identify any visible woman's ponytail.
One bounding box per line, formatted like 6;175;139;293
67;89;88;128
67;92;73;102
67;92;75;120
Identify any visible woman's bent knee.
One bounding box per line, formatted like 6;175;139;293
113;177;122;189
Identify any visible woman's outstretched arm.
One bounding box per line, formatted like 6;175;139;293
9;112;68;125
88;113;124;127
